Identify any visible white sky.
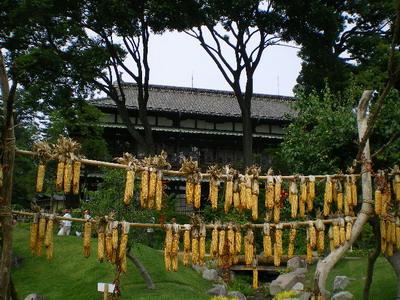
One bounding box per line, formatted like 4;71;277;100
143;31;302;97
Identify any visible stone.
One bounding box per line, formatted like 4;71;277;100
269;271;306;295
192;264;207;274
24;294;45;300
331;291;353;300
202;269;219;281
287;257;307;270
333;276;350;292
227;291;246;300
206;284;227;297
291;282;304;293
299;292;312;300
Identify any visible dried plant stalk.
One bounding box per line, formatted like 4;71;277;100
72;161;81;195
124;170;135;205
56;161;64;192
36;164;46;193
63;162;73;194
83;221;92;258
140;169;149;208
148;170;157;209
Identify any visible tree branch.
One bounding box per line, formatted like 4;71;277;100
371;128;400;159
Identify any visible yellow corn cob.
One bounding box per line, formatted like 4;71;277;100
299;178;306;218
219;229;226;256
289;182;298;219
112;227;118;251
315;219;325;254
380;219;387;240
72;161;81;195
140;169;149;208
344;180;351;216
351;176;358;206
332;180;338;203
191;237;199;265
345;217;352;241
381;235;387;254
307;241;312;264
325;177;333;204
183;228;190;266
387;241;394;256
36;217;46;257
155;178;163;211
396;223;400;250
98;232;105;262
186;180;194;205
119;234;128;261
245;231;254;266
263;235;272;258
333;224;340;249
307;176;315;211
45;218;54;260
105;235;112;262
308;223;316;249
381;192;388;218
172;253;179;272
239;176;247;209
120;255;127;273
393;174;400;201
199;235;206;266
233;192;240;210
253;269;258;289
227;228;235;256
225;180;233;213
288;226;297;259
375;189;382;215
386;221;393;244
273;205;281;223
276;225;283;256
164;247;171;271
235;230;242;255
336;180;343;211
148;170;157;209
46;242;53;261
56;161;64;192
266;176;275;209
273;242;280;266
165;227;173;254
63;162;73;194
36;164;46;193
194;183;201;209
340;224;346;245
83;221;92;258
183;250;190;266
391;221;396;245
274;176;282;204
252;194;258;221
323;199;330;217
245;175;252;210
124;170;135;205
172;231;180;270
210;227;218;259
209;179;217;211
30;220;38;254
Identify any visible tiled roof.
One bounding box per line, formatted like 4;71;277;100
90;83;296;121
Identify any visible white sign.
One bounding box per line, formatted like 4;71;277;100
97;282;115;293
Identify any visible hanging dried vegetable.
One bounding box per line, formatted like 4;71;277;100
180;157;200;207
208;165;221;211
97;219;106;262
115;153;139;205
344;176;352;216
339;218;346;245
44;215;54;260
324;176;333;216
289;181;298;219
249;166;261;220
307;175;315;212
164;224;173;271
182;225;191;266
299;176;307;218
336;180;343;212
392;166;400;201
83;220;92;258
171;223;180;271
30;214;39;255
119;221;130;272
351;175;358;207
263;223;272;258
288;224;297;259
199;223;206;266
265;175;275;209
210;222;219;260
315;219;325;255
224;166;235;213
244;228;254;266
33;142;52;193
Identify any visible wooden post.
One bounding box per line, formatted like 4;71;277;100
103;283;109;300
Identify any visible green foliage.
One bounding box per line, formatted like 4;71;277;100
210;297;235;300
227;275;255;296
275;290;298;300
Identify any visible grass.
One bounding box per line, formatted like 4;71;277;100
304;256;397;299
12;224;212;299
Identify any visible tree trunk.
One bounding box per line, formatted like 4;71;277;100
314;90;374;298
0;49;16;300
385;251;400;300
126;250;155;290
235;91;253;168
362;220;381;300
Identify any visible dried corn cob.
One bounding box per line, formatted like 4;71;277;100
172;224;180;271
36;164;46;193
333;221;340;249
344;177;352;216
194;173;202;209
210;226;219;259
218;228;226;256
63;162;73;194
72;161;81;195
140;168;149;208
36;217;46;257
332;179;338;203
225;179;233;213
307;175;315;211
345;216;353;241
391;221;397;245
263;223;272;257
30;214;39;254
239;175;247;210
288;224;297;259
155;171;163;211
111;221;119;251
244;229;254;266
336;181;343;212
56;161;64;192
393;171;400;201
274;176;282;204
119;222;130;262
164;224;173;271
252;193;258;221
123;169;135;205
227;226;235;256
45;217;54;260
235;228;242;255
186;177;194;205
148;168;157;209
233;176;240;210
105;222;113;262
351;175;358;206
97;231;105;262
316;219;325;254
273;205;281;223
183;225;191;266
396;217;400;250
306;241;312;264
273;242;280;266
375;189;382;215
386;221;393;244
275;224;283;256
209;178;219;211
324;176;332;216
266;176;275;209
388;241;394;256
339;218;346;245
308;221;316;249
253;268;258;289
191;228;199;265
289;181;298;219
245;174;253;210
83;221;92;258
199;225;206;266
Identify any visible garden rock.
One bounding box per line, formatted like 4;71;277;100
269;270;306;295
331;291;353;300
24;294;45;300
291;282;304;293
203;269;219;281
207;284;227;297
299;292;312;300
227;291;246;300
333;276;350;292
287;257;307;270
192;264;207;274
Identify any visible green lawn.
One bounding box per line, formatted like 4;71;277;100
305;256;397;299
12;224;212;299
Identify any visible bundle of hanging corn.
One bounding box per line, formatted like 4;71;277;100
164;224;173;271
339;218;346;245
208;165;221;211
249;166;261;220
374;171;385;216
226;224;235;263
182;224;191;266
274;224;283;267
351;174;358;207
392;166;400;201
289;181;298;219
140;158;150;208
306;221;316;264
218;225;226;267
239;174;247;212
299;177;307;218
30;213;39;255
119;221;130;272
115;153;139;205
244;227;254;266
97;218;107;262
335;180;344;212
111;221;119;265
234;225;242;264
315;219;325;255
152;151;171;211
383;219;396;256
332;219;340;249
382;179;392;218
263;223;272;258
180;157;200;207
265;174;275;210
191;227;200;265
105;221;113;263
171;223;181;271
33;142;52;193
199;223;206;266
52;136;82;194
83;220;92;258
288;224;297;259
35;216;46;257
274;176;282;223
210;222;219;260
345;216;353;241
344;176;352;216
224;166;235;213
323;176;333;217
307;175;315;212
232;171;240;211
380;219;387;254
44;215;54;260
245;171;253;211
